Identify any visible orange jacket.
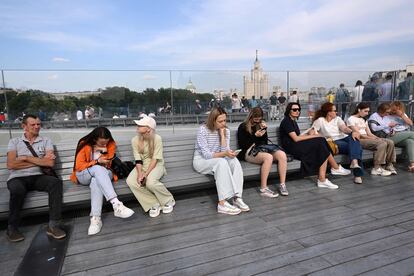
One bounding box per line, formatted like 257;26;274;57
70;140;118;183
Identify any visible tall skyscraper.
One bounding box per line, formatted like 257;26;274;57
243;50;269;99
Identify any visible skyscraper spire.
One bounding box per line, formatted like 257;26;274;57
255;49;258;61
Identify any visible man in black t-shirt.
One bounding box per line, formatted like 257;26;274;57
277;93;287;119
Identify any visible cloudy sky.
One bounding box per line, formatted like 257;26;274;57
1;0;413;92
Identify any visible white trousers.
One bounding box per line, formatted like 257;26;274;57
193;152;244;201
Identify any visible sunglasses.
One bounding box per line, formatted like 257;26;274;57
291;108;301;112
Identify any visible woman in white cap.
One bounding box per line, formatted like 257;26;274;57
126;116;175;217
193;107;249;215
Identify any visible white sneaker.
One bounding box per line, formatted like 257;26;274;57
113;202;135;218
232;197;250;212
259;187;279;198
371;167;392;176
354;176;363;184
149;204;161;217
162;199;176;214
88;216;102;236
217;201;241;215
385;164;397;175
317;179;339;189
331;165;351;176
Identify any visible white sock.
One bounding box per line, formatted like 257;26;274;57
110;197;121;207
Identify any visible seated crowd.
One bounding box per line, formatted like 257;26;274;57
5;100;413;241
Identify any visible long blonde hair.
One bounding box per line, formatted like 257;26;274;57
206;107;227;136
137;130;155;158
244;107;264;134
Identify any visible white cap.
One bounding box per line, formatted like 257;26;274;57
134;116;156;130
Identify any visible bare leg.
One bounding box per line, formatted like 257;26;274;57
319;159;328;181
272;150;287;184
327;154;339;170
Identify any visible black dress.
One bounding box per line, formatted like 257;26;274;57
279;116;330;176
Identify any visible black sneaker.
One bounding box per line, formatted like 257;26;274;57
7;228;25;242
46;226;66;240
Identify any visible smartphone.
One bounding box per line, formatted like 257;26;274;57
99;150;108;154
234;149;242;155
261;127;267;131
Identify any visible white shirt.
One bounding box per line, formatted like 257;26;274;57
368;112;392;134
352;85;364;103
347;116;368;135
312;117;348;141
76;110;83;120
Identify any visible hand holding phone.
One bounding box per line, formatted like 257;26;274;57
234;149;242;155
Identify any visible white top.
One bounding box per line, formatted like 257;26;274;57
312;117;348;141
195;125;230;159
289;94;298;103
231;97;242;109
76;110;83;120
368;112;393;134
352;85;364;103
347;116;368;135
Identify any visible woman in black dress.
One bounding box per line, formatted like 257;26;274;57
279;102;350;189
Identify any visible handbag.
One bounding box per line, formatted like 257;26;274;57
23;141;59;178
110;156;135;179
368;120;391;138
326;138;339;155
249;143;281;157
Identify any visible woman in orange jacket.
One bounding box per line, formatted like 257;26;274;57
71;127;134;235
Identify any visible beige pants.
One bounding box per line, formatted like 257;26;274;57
126;165;174;212
360;138;396;166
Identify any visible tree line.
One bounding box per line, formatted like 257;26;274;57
0;87;215;119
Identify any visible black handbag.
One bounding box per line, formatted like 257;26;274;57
110;156;135;179
23;141;59;178
368;120;391;138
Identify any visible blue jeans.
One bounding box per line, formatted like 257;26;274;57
335;135;364;177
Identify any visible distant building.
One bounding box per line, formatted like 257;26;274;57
243;50;269;99
272;86;282;96
185;78;197;93
52;90;102;100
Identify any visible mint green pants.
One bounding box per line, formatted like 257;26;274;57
389;131;414;162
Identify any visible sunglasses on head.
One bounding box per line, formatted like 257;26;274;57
291;108;301;112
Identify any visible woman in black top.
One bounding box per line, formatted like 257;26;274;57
279;103;351;189
237;107;288;197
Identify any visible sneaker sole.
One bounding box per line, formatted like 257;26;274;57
7;236;24;242
115;211;135;219
217;209;241;215
46;231;66;239
260;193;279;198
88;226;102;236
331;171;351;176
162;208;173;214
317;185;339;189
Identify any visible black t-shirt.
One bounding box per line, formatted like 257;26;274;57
279;117;300;152
278;96;287;104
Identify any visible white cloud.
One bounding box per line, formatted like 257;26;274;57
127;0;414;67
52;57;70;62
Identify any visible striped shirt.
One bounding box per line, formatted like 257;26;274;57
195;125;230;159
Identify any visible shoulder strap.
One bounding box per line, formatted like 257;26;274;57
23;140;39;158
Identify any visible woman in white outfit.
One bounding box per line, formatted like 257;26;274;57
193;107;249;215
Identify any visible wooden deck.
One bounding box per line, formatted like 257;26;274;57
1;164;414;276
